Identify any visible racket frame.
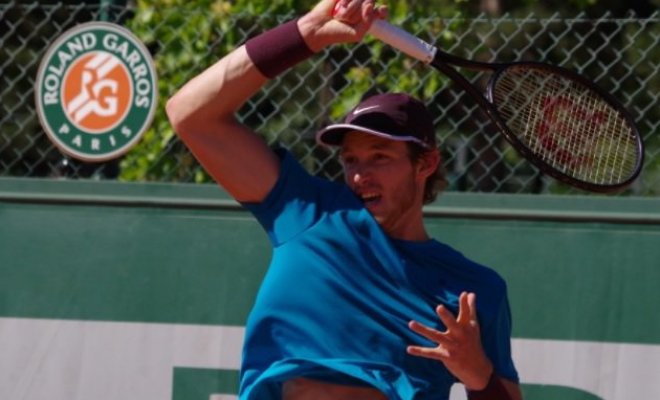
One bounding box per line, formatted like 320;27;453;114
369;20;644;193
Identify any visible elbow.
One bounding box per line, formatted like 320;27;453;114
165;94;190;137
165;92;230;139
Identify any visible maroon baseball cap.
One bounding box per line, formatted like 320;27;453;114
316;93;436;149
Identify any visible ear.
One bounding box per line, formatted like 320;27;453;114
416;149;440;179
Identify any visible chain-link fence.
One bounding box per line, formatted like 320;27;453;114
2;2;659;196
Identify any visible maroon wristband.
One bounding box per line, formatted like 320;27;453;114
244;18;315;79
467;372;513;400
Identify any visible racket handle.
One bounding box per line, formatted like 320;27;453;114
369;19;437;64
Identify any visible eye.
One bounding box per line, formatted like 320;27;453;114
373;152;391;162
341;155;357;167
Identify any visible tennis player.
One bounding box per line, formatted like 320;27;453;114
166;0;522;399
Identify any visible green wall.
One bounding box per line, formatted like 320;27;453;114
1;177;659;400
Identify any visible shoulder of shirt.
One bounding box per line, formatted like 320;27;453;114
432;239;508;292
274;147;357;202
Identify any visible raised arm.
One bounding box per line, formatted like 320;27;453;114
165;0;387;203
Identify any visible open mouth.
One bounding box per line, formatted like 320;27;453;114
360;192;382;205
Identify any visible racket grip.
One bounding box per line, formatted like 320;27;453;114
369;19;437;64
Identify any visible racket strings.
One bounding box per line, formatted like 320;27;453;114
491;67;639;186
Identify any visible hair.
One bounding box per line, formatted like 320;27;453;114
407;142;448;205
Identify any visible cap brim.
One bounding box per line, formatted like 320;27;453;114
316;123;430;148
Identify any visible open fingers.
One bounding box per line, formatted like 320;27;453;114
435;302;458;331
406;320;452;360
407;342;451;359
428;293;481;339
409;293;481;345
457;292;479;329
408;320;447;343
457;292;473;320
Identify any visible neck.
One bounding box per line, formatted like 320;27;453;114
381;210;430;242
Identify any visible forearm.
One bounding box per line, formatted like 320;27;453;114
165;45;282;203
166;45;266;133
167;14;338;134
165;22;312;202
167;0;384;131
467;372;522;400
164;0;386;201
165;10;329;202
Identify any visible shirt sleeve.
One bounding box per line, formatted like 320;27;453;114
481;287;520;383
240;148;326;247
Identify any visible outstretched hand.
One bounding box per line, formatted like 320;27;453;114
407;292;494;391
298;0;388;52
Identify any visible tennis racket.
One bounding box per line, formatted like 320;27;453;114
367;19;644;193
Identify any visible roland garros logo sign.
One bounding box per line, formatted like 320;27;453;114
36;22;157;162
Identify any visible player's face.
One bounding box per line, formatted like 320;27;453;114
340;132;426;237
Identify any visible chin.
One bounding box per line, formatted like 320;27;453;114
371;214;388;226
364;205;389;226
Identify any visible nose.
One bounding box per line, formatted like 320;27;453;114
347;162;372;185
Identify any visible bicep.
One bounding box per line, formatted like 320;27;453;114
179;119;281;203
166;45;280;202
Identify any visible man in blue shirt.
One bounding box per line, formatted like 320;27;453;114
166;0;522;399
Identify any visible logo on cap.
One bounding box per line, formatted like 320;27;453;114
352;105;380;115
35;22;157;162
317;93;436;149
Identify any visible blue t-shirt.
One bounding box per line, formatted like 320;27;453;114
240;150;518;400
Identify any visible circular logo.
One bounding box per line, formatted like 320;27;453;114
35;22;157;162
